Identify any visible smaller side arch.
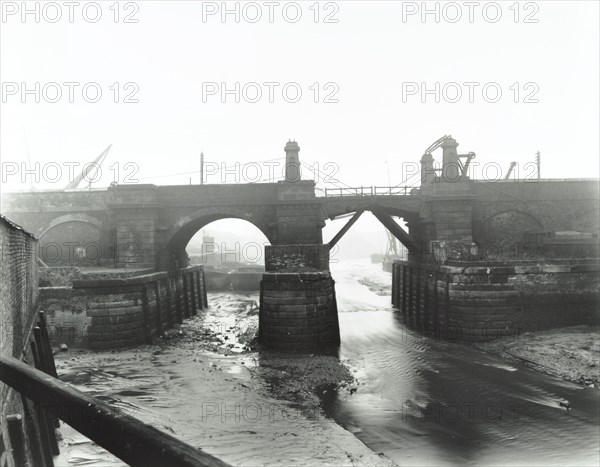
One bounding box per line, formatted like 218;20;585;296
37;214;109;266
37;213;104;239
480;209;545;259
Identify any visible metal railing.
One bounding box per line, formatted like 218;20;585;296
316;186;419;197
0;311;231;467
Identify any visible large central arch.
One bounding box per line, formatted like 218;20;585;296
164;207;275;270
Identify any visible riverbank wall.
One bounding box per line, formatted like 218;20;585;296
39;266;208;350
391;259;600;341
1;214;61;466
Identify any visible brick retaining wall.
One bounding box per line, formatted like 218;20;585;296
1;214;60;466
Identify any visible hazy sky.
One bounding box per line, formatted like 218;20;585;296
1;0;598;195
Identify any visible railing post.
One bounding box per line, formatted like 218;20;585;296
29;340;57;463
20;395;44;466
7;414;27;467
0;356;233;467
38;311;58;378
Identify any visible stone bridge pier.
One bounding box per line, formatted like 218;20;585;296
258;141;340;350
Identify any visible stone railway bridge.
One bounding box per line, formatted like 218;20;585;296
2;139;599;349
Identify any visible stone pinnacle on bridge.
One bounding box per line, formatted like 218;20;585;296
284;140;301;182
441;136;460;182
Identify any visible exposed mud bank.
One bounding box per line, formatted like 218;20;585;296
53;292;394;466
475;325;600;388
357;278;391;296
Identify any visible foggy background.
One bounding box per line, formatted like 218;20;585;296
1;1;598;259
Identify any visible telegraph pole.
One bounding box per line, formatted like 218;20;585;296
535;151;541;180
200;152;204;185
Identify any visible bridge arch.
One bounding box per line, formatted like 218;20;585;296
37;214;106;266
164;207;274;269
481;209;544;256
37;213;104;239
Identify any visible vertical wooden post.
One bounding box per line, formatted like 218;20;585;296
33;327;60;432
433;271;440;339
415;268;421;328
189;272;197;316
155;280;164;335
165;277;174;326
20;396;44;467
7;414;26;467
182;273;191;319
391;263;396;307
38;311;58;378
423;273;430;333
29;341;57;463
407;267;413;318
195;270;204;310
201;268;208;309
401;265;406;313
258;278;264;342
175;273;184;324
443;272;450;328
141;285;153;344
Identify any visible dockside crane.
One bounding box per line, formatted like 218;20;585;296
424;135;476;179
63;144;112;190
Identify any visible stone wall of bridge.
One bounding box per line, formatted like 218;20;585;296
470;180;600;256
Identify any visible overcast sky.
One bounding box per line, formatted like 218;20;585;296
1;0;598;193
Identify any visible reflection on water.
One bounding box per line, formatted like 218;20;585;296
55;260;599;466
324;260;600;466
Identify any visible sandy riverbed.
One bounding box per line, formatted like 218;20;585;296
53;293;395;467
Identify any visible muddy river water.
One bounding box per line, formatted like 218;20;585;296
55;261;599;466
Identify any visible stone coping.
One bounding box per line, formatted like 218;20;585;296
393;259;600;275
71;265;204;289
262;272;332;282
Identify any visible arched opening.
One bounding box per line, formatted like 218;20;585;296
168;217;271;291
166;213;272;269
39;221;105;266
482;210;544;259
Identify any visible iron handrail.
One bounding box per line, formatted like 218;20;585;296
318;186;418;197
0;355;231;467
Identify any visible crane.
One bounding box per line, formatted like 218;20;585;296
423;135;476;179
64;144;112;190
504;162;517;180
